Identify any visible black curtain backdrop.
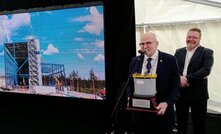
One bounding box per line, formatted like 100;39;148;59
0;0;136;133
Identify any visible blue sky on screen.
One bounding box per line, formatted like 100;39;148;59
0;5;105;80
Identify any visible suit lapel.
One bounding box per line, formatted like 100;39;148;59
189;46;203;65
179;48;187;66
156;51;163;74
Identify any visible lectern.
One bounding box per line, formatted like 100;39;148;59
126;73;158;113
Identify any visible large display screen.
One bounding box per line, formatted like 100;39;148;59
0;3;106;100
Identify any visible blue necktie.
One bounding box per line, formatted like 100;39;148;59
146;58;152;74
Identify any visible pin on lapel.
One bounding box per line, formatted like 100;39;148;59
160;60;163;62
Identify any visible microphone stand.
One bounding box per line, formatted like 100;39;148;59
110;55;142;131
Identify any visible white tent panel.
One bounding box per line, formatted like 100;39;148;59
135;0;221;24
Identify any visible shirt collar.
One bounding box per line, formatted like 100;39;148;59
186;45;200;52
144;50;159;60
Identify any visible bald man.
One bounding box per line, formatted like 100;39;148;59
126;32;180;134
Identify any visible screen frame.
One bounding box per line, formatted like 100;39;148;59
0;1;106;100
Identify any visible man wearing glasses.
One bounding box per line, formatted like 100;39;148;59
126;32;180;134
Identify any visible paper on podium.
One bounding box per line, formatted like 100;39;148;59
132;74;157;97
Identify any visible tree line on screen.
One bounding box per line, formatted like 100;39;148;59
42;68;105;95
67;68;105;94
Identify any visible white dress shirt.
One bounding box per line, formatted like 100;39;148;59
183;46;198;76
141;50;159;75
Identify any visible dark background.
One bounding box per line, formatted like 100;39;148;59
0;0;136;133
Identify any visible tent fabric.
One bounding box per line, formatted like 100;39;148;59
135;0;221;113
135;0;221;25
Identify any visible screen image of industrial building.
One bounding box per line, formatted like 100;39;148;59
2;39;104;99
3;39;67;96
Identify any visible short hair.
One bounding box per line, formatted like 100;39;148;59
188;27;201;38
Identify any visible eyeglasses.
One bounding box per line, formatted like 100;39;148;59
139;41;155;46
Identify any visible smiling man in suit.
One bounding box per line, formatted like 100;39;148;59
175;28;214;134
126;32;180;134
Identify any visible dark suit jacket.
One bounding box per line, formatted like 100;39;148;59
127;51;180;106
175;46;214;100
126;51;180;130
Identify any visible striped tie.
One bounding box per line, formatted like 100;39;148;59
146;58;152;74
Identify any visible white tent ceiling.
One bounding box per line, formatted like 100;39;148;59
135;0;221;25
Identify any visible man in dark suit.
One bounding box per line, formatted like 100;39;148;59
126;32;180;134
175;28;214;134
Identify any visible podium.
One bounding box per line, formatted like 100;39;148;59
126;73;158;113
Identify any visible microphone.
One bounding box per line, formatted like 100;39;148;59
138;49;146;54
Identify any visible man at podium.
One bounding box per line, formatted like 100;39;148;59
126;32;180;134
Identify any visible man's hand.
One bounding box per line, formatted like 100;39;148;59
156;102;168;115
180;76;190;87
